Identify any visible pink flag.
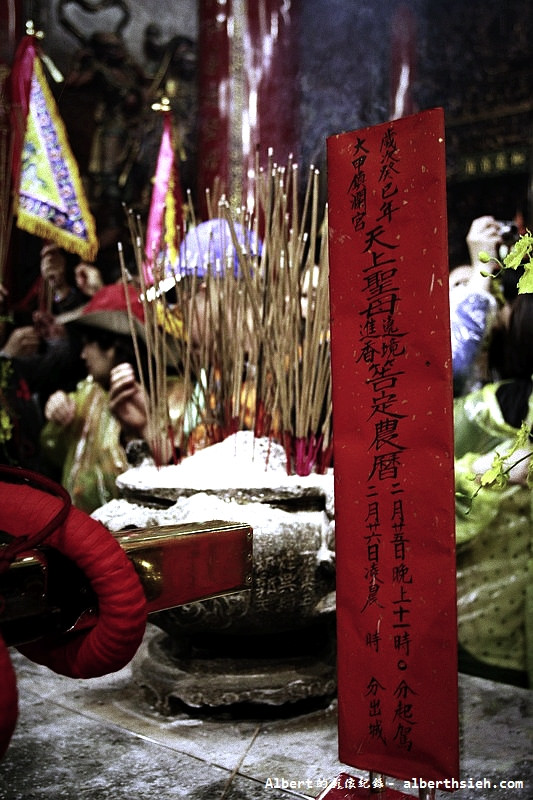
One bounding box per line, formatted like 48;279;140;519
144;112;184;285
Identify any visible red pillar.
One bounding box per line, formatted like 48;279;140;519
197;0;300;218
0;0;24;292
0;0;24;66
197;0;232;216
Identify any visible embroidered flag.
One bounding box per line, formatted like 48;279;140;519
144;111;184;285
10;35;98;262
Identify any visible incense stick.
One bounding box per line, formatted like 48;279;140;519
121;151;332;474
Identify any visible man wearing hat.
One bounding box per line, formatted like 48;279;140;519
40;283;152;513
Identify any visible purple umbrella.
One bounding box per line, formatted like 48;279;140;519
178;218;262;277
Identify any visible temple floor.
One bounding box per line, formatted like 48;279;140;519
1;625;531;800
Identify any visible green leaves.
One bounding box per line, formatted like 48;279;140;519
502;229;533;294
462;231;533;508
517;262;533;294
478;422;532;489
479;451;508;488
503;230;533;271
477;229;533;293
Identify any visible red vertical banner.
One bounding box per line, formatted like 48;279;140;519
327;109;459;783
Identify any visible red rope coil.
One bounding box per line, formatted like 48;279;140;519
0;467;147;757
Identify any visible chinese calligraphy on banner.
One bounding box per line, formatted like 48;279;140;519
327;108;459;783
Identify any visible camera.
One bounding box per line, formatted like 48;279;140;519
497;220;519;259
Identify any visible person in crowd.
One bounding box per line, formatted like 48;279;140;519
0;241;104;414
450;215;519;396
10;239;100;325
38;240;96;314
454;291;533;688
39;282;155;513
0;337;43;471
0;273;82;471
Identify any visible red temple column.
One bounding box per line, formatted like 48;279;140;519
0;0;24;66
0;0;24;291
197;0;232;216
197;0;300;218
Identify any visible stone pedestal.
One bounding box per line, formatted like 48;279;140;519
133;620;337;713
93;433;337;710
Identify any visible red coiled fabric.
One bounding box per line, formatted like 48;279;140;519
0;636;18;759
0;467;147;757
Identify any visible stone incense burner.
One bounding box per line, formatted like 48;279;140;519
94;432;337;711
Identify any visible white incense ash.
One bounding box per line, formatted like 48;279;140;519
115;430;334;508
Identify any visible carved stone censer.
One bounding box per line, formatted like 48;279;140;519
93;431;336;712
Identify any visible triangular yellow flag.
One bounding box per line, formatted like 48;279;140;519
12;36;98;261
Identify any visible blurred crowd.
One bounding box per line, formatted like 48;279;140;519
449;215;532;689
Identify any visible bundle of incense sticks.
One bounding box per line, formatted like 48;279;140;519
119;211;178;467
122;152;332;476
226;153;332;475
164;206;259;454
